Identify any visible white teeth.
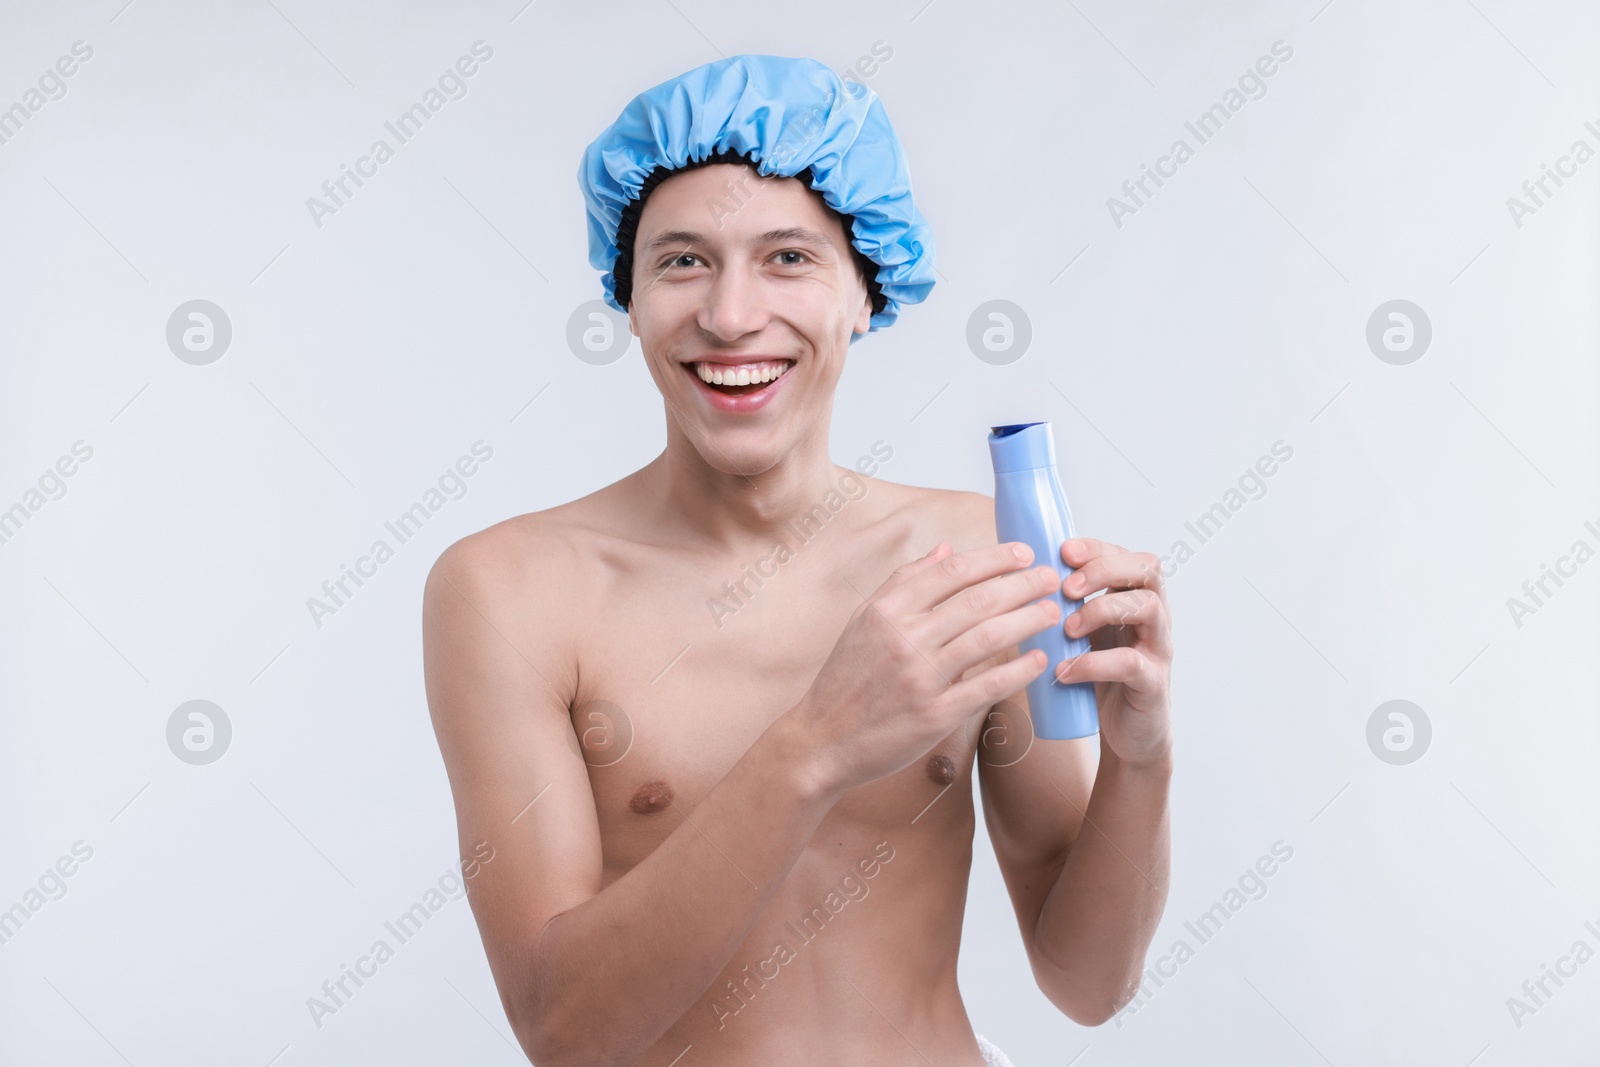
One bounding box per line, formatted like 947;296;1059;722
693;360;793;387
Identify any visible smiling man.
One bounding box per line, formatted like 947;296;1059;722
422;55;1174;1067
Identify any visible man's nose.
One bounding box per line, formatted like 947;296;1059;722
698;262;770;340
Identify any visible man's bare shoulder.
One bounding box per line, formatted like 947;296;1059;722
877;480;999;552
419;493;629;716
424;493;611;613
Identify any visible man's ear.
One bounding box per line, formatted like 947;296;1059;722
627;301;638;337
852;293;873;337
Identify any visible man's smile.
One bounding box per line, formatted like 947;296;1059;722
689;358;794;388
680;357;797;410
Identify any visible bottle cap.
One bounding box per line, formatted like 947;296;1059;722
988;421;1057;472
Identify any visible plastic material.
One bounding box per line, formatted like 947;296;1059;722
988;421;1099;740
577;54;936;340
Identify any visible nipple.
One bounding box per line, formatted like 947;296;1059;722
926;754;956;786
629;779;675;815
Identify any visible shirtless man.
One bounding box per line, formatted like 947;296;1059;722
422;57;1174;1067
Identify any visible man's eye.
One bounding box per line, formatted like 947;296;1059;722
660;251;808;269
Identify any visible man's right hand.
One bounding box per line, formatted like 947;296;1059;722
790;540;1062;797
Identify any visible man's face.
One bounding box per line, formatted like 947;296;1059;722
627;163;874;471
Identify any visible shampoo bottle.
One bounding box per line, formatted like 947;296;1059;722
987;421;1099;740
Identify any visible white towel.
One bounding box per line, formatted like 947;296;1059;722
975;1033;1016;1067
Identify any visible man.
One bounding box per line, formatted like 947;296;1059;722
422;55;1174;1067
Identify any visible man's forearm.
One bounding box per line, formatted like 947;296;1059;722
522;710;837;1067
1031;749;1172;1024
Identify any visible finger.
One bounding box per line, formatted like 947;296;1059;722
938;646;1050;718
1063;588;1170;658
923;562;1060;647
897;541;1038;614
935;595;1062;681
1053;644;1155;689
1061;537;1127;569
880;541;954;592
1063;549;1164;600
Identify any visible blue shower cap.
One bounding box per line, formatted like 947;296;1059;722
578;54;936;339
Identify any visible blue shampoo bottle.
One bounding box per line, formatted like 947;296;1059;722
988;421;1099;740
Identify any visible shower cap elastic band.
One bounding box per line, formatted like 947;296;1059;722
577;53;936;339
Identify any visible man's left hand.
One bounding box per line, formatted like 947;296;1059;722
1054;538;1174;769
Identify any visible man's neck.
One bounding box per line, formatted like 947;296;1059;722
634;431;860;555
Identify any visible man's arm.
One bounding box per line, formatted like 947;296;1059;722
961;492;1174;1025
977;715;1171;1025
422;523;840;1067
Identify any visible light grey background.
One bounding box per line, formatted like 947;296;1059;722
3;0;1597;1064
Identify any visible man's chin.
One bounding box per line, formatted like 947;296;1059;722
690;434;790;478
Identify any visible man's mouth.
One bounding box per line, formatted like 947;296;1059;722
684;359;795;397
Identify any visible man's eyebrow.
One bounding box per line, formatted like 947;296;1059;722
642;227;837;254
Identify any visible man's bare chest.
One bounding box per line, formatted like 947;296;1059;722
565;548;977;879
